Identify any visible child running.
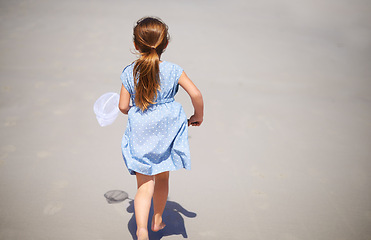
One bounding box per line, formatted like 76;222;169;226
118;17;204;240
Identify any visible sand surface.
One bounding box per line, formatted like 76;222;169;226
1;0;371;239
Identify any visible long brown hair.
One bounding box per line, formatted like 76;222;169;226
133;17;169;111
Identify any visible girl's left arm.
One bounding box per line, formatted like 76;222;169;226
119;84;131;114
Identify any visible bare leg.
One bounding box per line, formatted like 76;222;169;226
135;173;155;240
151;171;169;232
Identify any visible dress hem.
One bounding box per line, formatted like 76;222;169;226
127;166;191;176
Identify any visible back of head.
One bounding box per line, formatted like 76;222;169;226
133;17;169;111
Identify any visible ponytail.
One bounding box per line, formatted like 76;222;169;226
133;48;160;111
132;17;169;111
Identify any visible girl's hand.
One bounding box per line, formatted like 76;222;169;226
188;115;203;127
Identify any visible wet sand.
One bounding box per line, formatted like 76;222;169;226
1;0;370;239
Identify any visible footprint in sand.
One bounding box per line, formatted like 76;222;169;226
4;117;18;127
37;151;51;159
43;202;63;215
59;81;73;87
253;190;266;197
251;167;265;178
1;86;11;92
43;180;68;215
53;106;69;115
47;180;68;199
251;190;270;210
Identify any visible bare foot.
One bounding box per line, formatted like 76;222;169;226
151;219;166;232
136;227;149;240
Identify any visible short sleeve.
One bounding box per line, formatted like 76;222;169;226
174;64;184;85
120;65;133;95
171;63;183;95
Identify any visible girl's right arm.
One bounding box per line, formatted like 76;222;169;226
178;72;204;126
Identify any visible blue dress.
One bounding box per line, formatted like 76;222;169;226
120;61;191;175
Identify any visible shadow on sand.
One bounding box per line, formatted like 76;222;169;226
104;190;197;240
127;200;197;239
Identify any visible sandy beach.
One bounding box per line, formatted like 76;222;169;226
1;0;370;239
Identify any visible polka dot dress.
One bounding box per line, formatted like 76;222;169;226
120;61;191;175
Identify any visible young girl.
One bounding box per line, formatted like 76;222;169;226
119;17;204;240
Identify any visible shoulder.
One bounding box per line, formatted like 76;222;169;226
120;62;136;92
120;62;135;79
161;61;184;79
161;61;183;71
